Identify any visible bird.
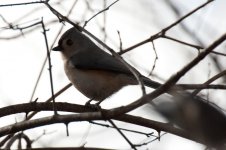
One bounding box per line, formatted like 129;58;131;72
52;27;160;104
53;27;226;148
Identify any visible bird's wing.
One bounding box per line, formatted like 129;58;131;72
69;49;163;89
69;50;132;74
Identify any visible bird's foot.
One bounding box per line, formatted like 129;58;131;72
85;99;102;111
85;99;108;120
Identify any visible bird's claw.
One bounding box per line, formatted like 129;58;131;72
85;100;102;111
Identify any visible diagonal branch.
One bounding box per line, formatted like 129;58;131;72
119;0;214;55
107;32;226;117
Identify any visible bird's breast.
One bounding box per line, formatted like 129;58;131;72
64;60;136;101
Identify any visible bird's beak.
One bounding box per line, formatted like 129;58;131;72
52;45;62;51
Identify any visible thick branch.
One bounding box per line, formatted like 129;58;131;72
0;102;196;143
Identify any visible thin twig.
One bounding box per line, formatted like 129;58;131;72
0;1;64;29
149;41;158;76
83;0;119;28
33;130;56;143
119;0;214;55
192;70;226;96
0;20;59;40
206;63;211;101
164;0;204;47
40;18;56;115
10;21;42;30
135;132;167;147
0;14;13;28
161;35;203;50
211;51;226;57
0;1;45;7
102;0;107;43
29;56;47;102
30;0;78;102
108;120;137;150
90;121;153;137
117;30;123;52
5;147;116;150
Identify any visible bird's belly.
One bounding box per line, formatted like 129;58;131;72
64;65;134;101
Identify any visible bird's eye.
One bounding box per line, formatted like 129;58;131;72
66;39;73;46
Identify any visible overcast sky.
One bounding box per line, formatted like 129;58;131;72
0;0;226;149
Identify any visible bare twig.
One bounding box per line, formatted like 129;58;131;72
206;63;211;101
40;18;57;115
0;14;13;28
117;30;123;51
29;57;46;102
119;0;214;55
141;137;160;147
33;130;56;143
5;147;116;150
164;0;204;47
83;0;119;28
30;0;78;102
90;121;153;137
192;70;226;96
211;51;226;57
135;133;167;147
149;41;158;76
108;119;137;150
0;1;45;7
161;35;203;50
102;0;107;42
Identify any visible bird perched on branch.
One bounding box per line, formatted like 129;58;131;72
53;27;226;148
53;27;160;104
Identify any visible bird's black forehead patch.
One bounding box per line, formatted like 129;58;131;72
61;27;81;39
60;28;73;40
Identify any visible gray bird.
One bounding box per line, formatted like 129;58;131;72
52;27;160;104
53;27;226;148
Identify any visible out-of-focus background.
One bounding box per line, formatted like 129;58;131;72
0;0;226;149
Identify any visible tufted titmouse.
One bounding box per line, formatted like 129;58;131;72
53;27;226;148
53;27;160;103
